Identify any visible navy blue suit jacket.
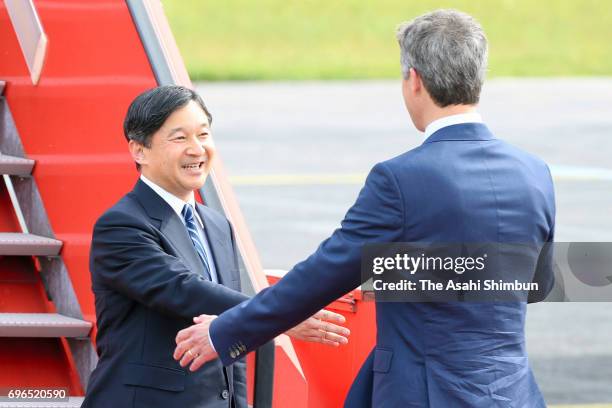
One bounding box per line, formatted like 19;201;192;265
210;123;555;407
83;180;250;408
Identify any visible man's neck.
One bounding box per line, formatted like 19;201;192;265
422;104;477;131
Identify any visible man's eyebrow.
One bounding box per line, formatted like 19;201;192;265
168;127;184;136
171;123;209;131
167;123;210;137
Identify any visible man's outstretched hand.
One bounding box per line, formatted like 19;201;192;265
285;309;350;346
174;309;350;372
174;314;218;372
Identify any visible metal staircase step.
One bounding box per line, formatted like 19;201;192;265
0;313;91;338
0;154;35;176
0;233;62;256
0;397;84;407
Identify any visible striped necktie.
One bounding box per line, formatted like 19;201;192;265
181;204;212;280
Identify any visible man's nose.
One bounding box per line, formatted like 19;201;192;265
186;137;206;155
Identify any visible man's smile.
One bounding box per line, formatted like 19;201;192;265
182;160;206;172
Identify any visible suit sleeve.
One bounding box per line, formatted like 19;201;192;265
529;165;556;303
210;162;405;365
90;210;249;319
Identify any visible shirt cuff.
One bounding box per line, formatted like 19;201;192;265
208;328;217;353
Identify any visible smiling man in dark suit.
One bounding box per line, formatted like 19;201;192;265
174;10;555;408
82;86;349;408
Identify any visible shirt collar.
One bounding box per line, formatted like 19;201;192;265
424;112;483;138
140;175;197;220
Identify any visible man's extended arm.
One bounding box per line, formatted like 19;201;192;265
529;165;556;303
175;162;405;368
94;207;350;367
91;209;249;319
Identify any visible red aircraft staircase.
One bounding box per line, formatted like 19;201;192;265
0;80;91;406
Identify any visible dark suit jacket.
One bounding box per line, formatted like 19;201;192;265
210;123;556;407
82;180;250;408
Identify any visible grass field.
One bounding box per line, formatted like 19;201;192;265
163;0;612;80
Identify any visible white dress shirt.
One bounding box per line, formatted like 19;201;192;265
140;175;219;283
424;112;483;138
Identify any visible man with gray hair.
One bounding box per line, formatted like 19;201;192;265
174;9;555;407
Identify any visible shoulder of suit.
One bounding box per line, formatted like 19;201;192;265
498;139;551;174
372;145;428;174
94;192;147;227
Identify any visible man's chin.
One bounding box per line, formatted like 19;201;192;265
188;176;209;192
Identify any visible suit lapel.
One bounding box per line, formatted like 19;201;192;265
132;180;207;278
161;215;206;278
196;204;233;286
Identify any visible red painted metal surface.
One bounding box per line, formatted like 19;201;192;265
266;274;376;408
0;183;19;231
0;256;47;312
0;338;81;394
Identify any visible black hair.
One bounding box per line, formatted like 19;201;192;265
123;85;212;148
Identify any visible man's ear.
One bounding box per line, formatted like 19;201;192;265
128;140;147;167
409;67;422;94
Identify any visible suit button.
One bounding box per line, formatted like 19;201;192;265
221;389;229;399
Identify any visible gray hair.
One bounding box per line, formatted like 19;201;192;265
396;9;488;107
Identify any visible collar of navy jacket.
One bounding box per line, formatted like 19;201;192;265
423;122;496;144
130;179;234;286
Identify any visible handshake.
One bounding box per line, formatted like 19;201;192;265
173;309;351;371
